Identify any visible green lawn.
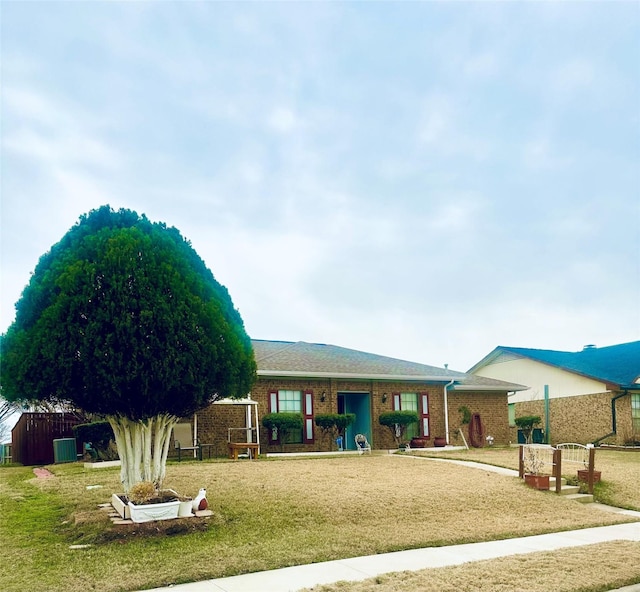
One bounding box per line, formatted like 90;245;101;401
0;450;637;592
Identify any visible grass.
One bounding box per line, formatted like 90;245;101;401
0;450;638;592
302;541;640;592
410;446;640;511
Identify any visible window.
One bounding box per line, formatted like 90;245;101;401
268;389;314;444
277;390;302;413
632;393;640;435
393;392;429;439
508;404;516;427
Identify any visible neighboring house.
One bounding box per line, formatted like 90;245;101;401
195;339;526;453
468;341;640;446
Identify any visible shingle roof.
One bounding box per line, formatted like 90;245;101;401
252;340;526;391
469;341;640;388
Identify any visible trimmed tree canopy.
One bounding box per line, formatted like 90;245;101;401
314;413;356;433
378;411;419;428
1;206;257;420
379;410;419;446
514;416;541;430
262;412;304;433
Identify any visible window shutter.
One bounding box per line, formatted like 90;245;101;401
303;390;314;443
393;393;401;411
420;393;430;437
268;390;278;442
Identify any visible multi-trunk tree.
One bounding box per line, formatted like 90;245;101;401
1;206;256;492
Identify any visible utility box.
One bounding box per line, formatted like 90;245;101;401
53;438;78;463
1;443;12;464
517;428;545;444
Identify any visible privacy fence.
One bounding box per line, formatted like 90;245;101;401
11;413;82;466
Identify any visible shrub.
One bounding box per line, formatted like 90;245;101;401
262;413;304;451
458;405;472;425
379;411;419;446
72;421;118;460
515;415;541;444
128;481;157;504
315;413;356;450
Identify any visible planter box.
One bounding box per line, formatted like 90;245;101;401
524;473;549;490
433;437;446;447
577;469;601;483
84;460;121;470
111;493;130;520
128;499;180;523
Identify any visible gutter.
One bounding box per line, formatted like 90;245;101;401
592;390;630;446
450;384;528;392
257;370;464;382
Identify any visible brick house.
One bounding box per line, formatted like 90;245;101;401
193;340;526;454
468;341;640;446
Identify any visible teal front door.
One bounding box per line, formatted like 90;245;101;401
338;392;372;450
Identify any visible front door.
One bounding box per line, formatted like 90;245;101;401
338;392;371;450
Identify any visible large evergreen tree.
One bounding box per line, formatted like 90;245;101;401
1;206;256;491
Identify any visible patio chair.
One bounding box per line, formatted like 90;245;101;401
173;422;200;461
355;433;371;454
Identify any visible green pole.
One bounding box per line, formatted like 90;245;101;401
544;384;550;444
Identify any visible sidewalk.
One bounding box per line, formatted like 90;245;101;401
142;457;640;592
144;521;640;592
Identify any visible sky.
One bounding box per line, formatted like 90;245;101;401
1;1;639;373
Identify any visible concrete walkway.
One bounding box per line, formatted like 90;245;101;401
142;456;640;592
145;522;640;592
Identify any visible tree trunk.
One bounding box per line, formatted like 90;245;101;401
108;414;178;493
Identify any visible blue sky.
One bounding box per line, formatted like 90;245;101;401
2;1;639;372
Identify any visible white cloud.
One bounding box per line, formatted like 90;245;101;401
548;58;596;102
267;107;300;134
1;1;638;372
522;134;574;170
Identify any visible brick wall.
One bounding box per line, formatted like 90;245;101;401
196;404;248;457
447;392;511;446
189;379;512;455
514;391;632;445
367;381;441;449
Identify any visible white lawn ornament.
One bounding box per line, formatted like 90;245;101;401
192;488;208;512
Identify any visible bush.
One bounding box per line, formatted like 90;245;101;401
515;415;542;444
262;413;304;450
458;405;472;425
315;413;355;432
72;421;119;460
379;411;419;446
128;481;157;504
378;411;419;428
514;415;541;430
315;414;356;450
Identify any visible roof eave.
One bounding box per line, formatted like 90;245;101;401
453;384;529;392
466;347;507;373
257;370;464;382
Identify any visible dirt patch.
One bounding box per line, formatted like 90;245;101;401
95;515;212;543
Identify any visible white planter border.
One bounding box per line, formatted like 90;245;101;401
111;493;130;520
85;460;121;469
128;499;180;523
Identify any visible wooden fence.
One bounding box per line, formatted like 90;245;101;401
519;443;597;494
11;413;82;466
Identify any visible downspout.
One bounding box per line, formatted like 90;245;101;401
544;385;550;444
592;390;629;446
444;378;455;445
